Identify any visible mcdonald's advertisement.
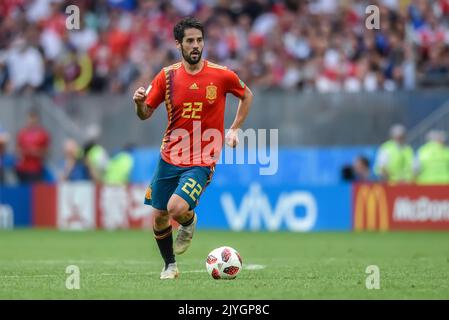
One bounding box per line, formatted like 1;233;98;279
353;184;449;231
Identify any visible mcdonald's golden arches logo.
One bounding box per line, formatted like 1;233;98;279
354;185;389;231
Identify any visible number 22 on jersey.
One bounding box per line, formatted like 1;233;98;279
182;102;203;119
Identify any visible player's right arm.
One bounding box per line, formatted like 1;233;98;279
133;69;166;120
133;87;154;120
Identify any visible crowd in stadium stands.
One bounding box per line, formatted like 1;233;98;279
1;0;449;185
0;0;448;95
59;137;134;184
0;109;134;185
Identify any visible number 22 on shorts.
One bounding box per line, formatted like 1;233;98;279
181;178;203;202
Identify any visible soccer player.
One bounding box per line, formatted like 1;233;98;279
132;17;253;279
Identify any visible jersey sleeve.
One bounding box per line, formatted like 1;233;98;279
145;69;166;109
225;69;246;99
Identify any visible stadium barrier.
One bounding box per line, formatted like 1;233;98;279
21;182;352;231
2;182;449;231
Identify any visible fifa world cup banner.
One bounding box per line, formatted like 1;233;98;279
31;182;176;230
96;184;153;229
33;182;96;230
353;184;449;231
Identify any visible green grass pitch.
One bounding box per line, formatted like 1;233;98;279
0;230;448;299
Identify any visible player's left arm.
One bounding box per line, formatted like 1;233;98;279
226;86;253;148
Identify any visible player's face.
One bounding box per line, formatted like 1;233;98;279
178;28;204;65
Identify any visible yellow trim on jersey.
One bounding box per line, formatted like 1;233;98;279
161;67;174;151
207;61;228;70
166;62;182;71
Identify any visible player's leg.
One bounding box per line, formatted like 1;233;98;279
152;208;179;279
144;158;180;279
167;194;194;224
167;194;196;255
168;166;213;255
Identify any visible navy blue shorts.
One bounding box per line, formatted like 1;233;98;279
144;158;214;211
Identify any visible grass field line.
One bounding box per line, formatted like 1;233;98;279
245;264;266;270
0;270;204;279
2;259;165;265
0;265;266;279
1;259;214;265
1;260;269;267
99;270;206;276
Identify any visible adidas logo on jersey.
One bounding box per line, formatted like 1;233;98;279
189;83;199;90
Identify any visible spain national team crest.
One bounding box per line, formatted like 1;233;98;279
206;84;217;103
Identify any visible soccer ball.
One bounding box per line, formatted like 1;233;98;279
205;246;242;280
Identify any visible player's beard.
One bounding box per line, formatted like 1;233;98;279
181;46;202;65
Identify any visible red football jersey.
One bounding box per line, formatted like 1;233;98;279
145;60;246;167
16;126;50;173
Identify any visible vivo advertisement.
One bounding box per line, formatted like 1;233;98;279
197;183;351;231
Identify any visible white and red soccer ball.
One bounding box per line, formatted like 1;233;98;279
205;246;242;280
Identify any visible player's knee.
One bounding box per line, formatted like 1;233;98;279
167;201;188;221
153;210;169;228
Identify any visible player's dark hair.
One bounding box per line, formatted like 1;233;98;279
173;17;204;43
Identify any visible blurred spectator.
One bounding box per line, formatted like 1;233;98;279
340;155;377;183
415;130;449;184
340;164;355;183
0;50;8;91
0;126;16;185
59;138;89;181
15;109;51;183
83;125;109;183
83;141;109;183
5;37;44;94
107;0;138;12
375;124;414;183
0;0;448;94
103;143;135;185
53;43;93;93
352;155;378;182
88;31;112;92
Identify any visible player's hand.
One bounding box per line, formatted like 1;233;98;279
133;87;147;104
225;129;239;148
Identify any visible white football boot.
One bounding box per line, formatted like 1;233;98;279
160;262;179;280
174;213;197;255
